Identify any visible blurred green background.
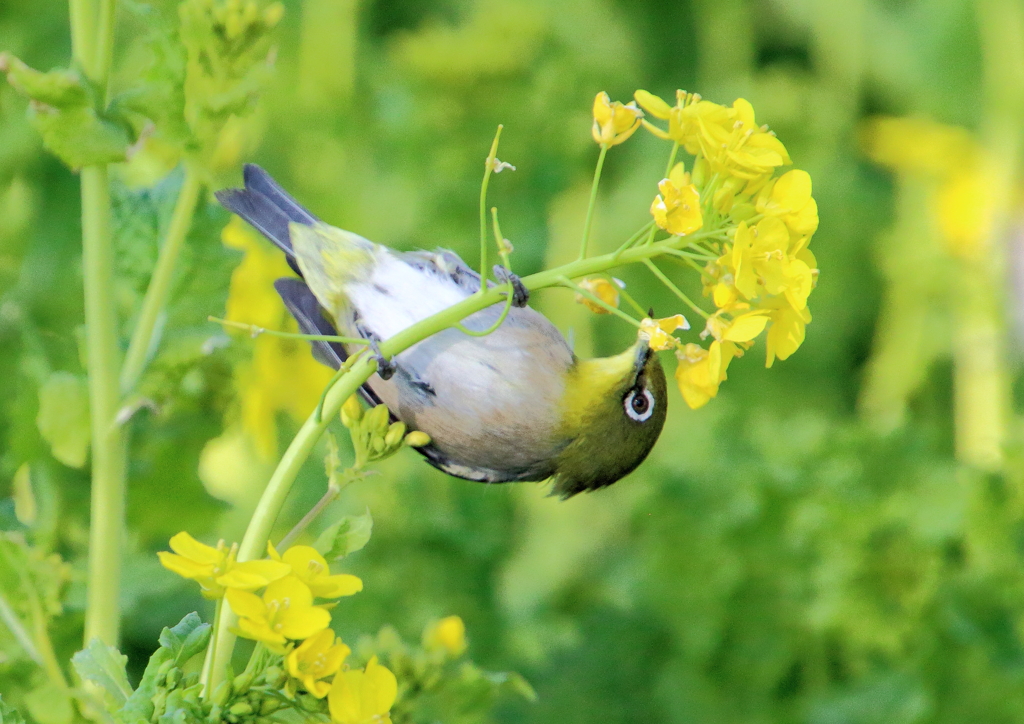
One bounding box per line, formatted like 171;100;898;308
3;0;1024;721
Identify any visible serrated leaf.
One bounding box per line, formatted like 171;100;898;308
30;104;128;169
158;611;211;665
36;372;90;469
11;463;36;526
315;509;373;560
120;613;208;724
23;684;73;724
0;696;27;724
0;54;89;108
72;639;133;709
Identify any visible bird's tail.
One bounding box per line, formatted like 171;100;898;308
215;164;319;263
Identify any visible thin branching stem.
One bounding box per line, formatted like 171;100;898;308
558;276;641;327
579;144;609;260
208;316;369;345
643;259;709;319
477;126;503;294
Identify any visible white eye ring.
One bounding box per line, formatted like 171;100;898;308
624;388;655;422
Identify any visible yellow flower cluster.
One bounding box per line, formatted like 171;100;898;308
581;89;819;410
160;533;396;721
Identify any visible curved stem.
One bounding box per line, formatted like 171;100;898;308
579;144;609;260
477;126;503;294
205;231;705;691
455;285;513;337
121;166;203;393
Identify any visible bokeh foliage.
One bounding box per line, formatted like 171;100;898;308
2;0;1024;722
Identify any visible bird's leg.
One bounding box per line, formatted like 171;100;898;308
492;265;529;307
368;340;397;380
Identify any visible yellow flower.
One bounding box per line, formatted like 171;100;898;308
936;167;995;259
574;277;620;314
222;218;333;459
639;315;689;351
651;163;703;236
861;116;975;177
764;300;812;368
158;532;290;599
328;656;398;724
268;544;364;599
287;629;350;699
705;311;770;343
423;616;467;657
226;576;331;653
756;170;819;246
591;91;643;147
730;219;790;300
674;341;737;410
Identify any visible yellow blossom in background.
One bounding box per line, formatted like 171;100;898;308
226;575;331;652
158;532;290;599
574;276;620;314
222;217;334;458
423;615;467;657
591;91;643;147
639;315;689;351
674;341;737;410
651;162;703;236
936;167;996;259
287;628;351;698
268;544;364;598
328;656;398;724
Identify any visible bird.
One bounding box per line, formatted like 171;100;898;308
216;164;667;498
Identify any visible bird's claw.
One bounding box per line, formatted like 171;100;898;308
369;340;396;380
493;265;529;308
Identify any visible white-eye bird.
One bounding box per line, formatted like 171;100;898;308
217;165;667;498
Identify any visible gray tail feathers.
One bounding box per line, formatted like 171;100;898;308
274;278;346;370
274;277;385;408
216;165;319;274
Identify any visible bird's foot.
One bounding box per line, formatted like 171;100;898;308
493;265;529;307
369;340;396;380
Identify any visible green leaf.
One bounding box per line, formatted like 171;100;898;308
11;463;36;527
158;611;211;665
119;613;209;724
23;684;73;724
315;509;373;560
30;104;129;169
0;696;27;724
0;54;89;108
72;639;133;709
36;372;90;469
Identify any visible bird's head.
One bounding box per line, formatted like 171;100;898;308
551;339;668;498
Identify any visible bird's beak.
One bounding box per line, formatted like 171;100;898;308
631;338;652;384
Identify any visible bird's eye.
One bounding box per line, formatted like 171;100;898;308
624;387;655;422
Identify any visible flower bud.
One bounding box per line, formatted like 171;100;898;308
260;699;281;715
232;671;253;694
228;702;253;717
384;421;406;449
340;395;363;427
404;431;431;447
211;680;232;707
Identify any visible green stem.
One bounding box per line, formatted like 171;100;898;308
121;166;203;393
81;165;127;647
616;286;648;317
559;277;641;327
491;207;511;268
477;126;503;294
199;598;223;698
643;259;709;319
277;483;343;551
205;231;703;690
72;0;124;647
209;316;369;345
664;142;680;177
579;144;609;260
0;589;43;666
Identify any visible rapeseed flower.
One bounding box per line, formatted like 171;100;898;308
287;628;351;698
158;532;290;599
226;575;331;652
423;615;467;657
574;277;621;314
591;92;643;147
268;544;363;598
328;656;397;724
651;163;703;236
639;315;689;351
674;341;737;410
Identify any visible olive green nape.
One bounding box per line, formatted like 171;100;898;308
550;342;669;498
289;221;375;318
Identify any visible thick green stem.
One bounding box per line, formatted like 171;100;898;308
121;167;203;393
205;232;697;690
81;167;127;647
579;144;608;260
72;0;125;647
